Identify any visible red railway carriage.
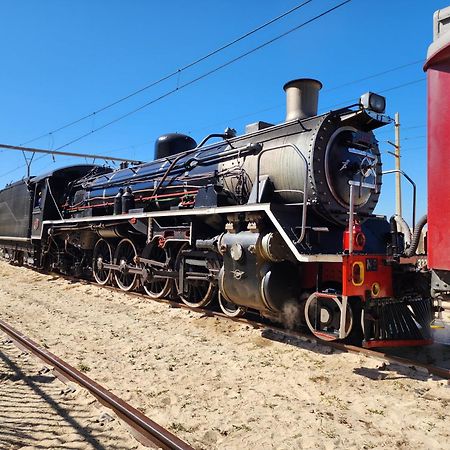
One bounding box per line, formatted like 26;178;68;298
424;6;450;305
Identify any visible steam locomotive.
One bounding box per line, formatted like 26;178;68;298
1;44;445;347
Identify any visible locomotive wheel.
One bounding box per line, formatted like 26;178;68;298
114;238;138;292
218;292;247;318
141;242;172;299
304;293;353;341
218;268;247;317
175;243;215;308
92;239;113;285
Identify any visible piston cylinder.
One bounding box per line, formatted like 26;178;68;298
219;231;299;313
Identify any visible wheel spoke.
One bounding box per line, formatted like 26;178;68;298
175;244;215;308
114;239;138;292
141;242;172;299
93;239;112;285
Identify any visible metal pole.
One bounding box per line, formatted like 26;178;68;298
348;183;354;254
382;169;416;231
0;143;143;165
394;112;402;217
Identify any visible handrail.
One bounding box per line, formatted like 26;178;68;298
382;169;416;230
255;143;309;244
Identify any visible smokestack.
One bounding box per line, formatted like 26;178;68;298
283;78;322;121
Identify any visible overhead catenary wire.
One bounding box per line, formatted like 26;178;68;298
324;59;423;92
2;1;350;181
50;0;352;153
188;59;426;134
0;74;427;181
0;143;143;164
376;124;426;135
19;0;315;148
320;77;426;111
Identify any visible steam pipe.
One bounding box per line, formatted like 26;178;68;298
382;169;416;230
389;215;400;256
404;214;427;257
393;214;412;246
197;128;236;148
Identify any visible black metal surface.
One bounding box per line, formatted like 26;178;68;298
155;133;197;159
364;297;433;342
65;105;386;225
0;180;33;238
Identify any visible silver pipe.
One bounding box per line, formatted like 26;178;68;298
393;214;412;247
382;169;416;230
348;183;354;254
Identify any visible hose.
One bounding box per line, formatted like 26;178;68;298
393;214;412;247
404;214;427;257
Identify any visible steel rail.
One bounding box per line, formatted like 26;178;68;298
3;262;449;382
0;319;193;450
268;328;450;380
92;282;450;381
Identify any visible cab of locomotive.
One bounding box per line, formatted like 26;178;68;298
29;165;111;239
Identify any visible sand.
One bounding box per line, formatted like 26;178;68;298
0;260;449;450
0;338;144;450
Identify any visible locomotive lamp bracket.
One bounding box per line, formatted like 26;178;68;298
339;108;392;131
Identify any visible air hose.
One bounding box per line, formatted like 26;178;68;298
404;214;427;257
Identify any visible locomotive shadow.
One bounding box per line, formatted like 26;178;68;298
261;329;445;382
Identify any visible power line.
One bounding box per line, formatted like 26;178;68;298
376;124;426;135
321;77;426;111
43;1;351;153
403;134;426;140
324;59;423;92
189;59;425;134
403;125;426;130
19;0;315;147
0;75;426;181
378;77;426;94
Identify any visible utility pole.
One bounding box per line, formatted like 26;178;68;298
394;112;402;217
388;113;402;217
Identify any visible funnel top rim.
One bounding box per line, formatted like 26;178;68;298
283;78;323;91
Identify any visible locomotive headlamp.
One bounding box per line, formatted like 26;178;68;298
359;92;386;113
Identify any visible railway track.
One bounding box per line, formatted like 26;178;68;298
1;265;448;449
63;272;450;381
0;318;194;450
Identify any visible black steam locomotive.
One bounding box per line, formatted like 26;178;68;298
0;79;433;347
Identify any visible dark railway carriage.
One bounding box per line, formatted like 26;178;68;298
0;165;110;267
0;179;33;263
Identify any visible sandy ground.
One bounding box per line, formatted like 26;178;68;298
0;338;144;449
0;260;449;450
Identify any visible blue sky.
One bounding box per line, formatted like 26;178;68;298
0;0;446;223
